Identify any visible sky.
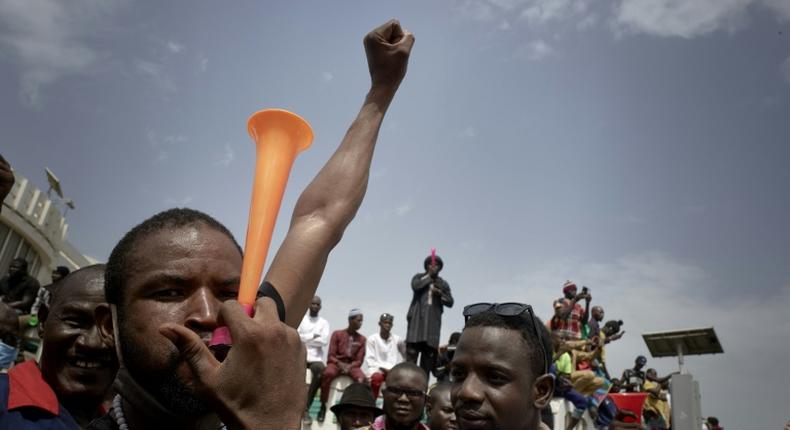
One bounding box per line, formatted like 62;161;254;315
2;0;789;427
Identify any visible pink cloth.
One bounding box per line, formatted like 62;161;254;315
370;415;430;429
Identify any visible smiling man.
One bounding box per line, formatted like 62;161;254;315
0;264;118;428
88;19;415;430
450;303;554;430
363;361;429;430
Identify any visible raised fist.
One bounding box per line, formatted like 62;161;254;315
363;19;415;91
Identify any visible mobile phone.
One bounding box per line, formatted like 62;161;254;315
582;286;589;294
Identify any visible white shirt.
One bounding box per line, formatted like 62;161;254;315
363;332;404;377
297;314;330;363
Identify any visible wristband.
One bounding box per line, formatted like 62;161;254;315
260;281;286;323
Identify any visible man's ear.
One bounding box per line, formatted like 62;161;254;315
532;373;555;409
95;303;114;345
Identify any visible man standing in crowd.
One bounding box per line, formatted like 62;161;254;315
298;295;330;424
365;313;404;399
621;355;648;392
551;281;590;340
433;331;460;382
0;258;40;314
588;306;604;339
319;308;367;422
551;334;588;430
90;19;415;430
451;303;554;430
427;382;457;430
643;368;670;429
330;382;383;430
29;266;71;327
0;265;117;428
407;253;454;376
363;362;429;430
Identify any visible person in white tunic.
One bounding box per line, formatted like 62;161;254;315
364;313;405;399
298;296;330;424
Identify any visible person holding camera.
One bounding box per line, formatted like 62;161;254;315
550;281;591;340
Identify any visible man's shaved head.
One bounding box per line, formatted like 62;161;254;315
48;264;106;310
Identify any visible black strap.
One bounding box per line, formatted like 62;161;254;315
260;281;286;323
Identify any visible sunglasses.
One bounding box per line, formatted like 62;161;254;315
383;386;425;399
462;302;549;375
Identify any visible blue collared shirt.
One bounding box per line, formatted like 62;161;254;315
0;360;79;429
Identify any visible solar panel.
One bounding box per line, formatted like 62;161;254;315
642;327;723;358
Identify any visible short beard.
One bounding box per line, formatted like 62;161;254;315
118;312;210;416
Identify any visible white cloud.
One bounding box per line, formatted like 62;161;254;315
782;55;790;84
197;53;209;72
322;71;334;82
134;58;176;93
521;0;575;24
457;0;790;40
0;0;122;107
147;130;187;163
458;126;477;138
215;142;235;167
164;195;194;206
614;0;751;38
396;203;413;216
166;40;184;54
763;0;790;19
613;0;790;38
458;0;496;21
522;39;556;60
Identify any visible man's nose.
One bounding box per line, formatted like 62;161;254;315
454;374;485;404
76;324;110;351
184;287;221;331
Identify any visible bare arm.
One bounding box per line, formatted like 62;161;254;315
558;297;580;319
582;294;591;324
264;20;415;327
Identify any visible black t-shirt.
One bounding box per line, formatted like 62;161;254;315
0;274;40;312
621;368;645;392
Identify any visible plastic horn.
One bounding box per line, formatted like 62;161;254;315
210;109;313;348
431;248;436;266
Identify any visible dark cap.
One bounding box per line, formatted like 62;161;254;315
636;355;647;364
330;382;384;417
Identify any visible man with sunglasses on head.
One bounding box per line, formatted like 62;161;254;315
360;361;429;430
451;303;554;430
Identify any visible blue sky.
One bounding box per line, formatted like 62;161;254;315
2;0;789;427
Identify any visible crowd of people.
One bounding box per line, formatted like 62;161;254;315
294;275;688;430
0;18;736;430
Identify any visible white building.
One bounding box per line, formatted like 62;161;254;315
0;171;93;283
